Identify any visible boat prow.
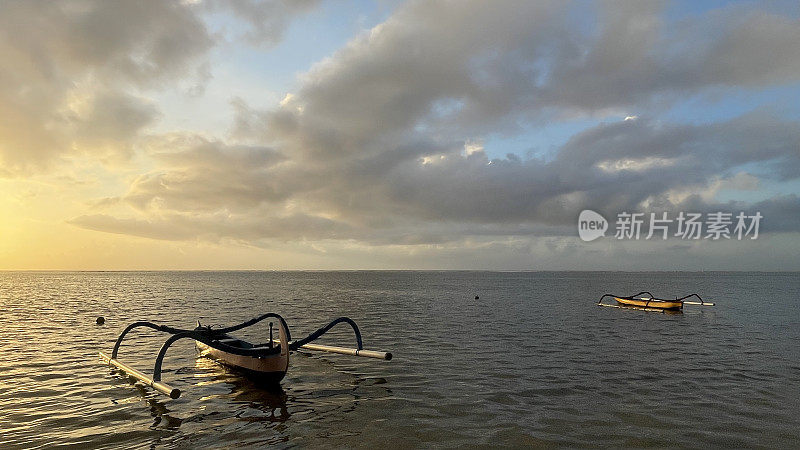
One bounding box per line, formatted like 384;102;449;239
196;319;290;384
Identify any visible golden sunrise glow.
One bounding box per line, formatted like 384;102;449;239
1;1;800;271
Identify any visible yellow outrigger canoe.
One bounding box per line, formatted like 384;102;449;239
614;296;683;309
598;291;714;312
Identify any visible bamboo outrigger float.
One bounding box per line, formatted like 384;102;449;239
597;291;714;312
99;313;392;399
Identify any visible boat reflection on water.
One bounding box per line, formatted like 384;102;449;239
105;346;392;435
147;396;184;429
192;356;291;423
107;371;186;430
106;357;291;433
609;304;684;315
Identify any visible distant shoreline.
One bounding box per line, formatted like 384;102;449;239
2;269;799;273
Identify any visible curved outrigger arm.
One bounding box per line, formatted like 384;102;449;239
598;291;657;307
598;291;656;305
111;321;189;359
101;320;191;399
290;317;363;350
675;293;713;305
598;293;614;305
214;312;292;341
278;316;391;360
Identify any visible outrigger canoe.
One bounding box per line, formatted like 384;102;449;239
194;320;290;385
597;291;714;312
99;313;391;399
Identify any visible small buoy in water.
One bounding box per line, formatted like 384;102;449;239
96;316;105;325
475;295;480;300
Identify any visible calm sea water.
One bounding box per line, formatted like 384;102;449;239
1;271;799;448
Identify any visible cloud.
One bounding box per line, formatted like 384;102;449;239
69;0;800;253
0;0;318;176
125;136;290;212
0;1;213;86
68;210;352;243
0;0;214;175
245;0;800;158
542;3;800;111
75;112;800;245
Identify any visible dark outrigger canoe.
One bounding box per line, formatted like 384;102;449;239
99;313;391;399
597;291;714;312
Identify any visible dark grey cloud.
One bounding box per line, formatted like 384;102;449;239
538;3;800;112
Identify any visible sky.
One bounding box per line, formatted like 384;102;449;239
1;0;799;271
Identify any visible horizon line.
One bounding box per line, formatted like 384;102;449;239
2;269;799;273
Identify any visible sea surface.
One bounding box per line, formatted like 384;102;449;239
1;271;799;448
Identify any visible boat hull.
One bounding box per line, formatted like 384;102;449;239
614;297;683;310
196;322;290;384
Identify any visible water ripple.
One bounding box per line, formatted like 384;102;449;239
0;271;799;447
